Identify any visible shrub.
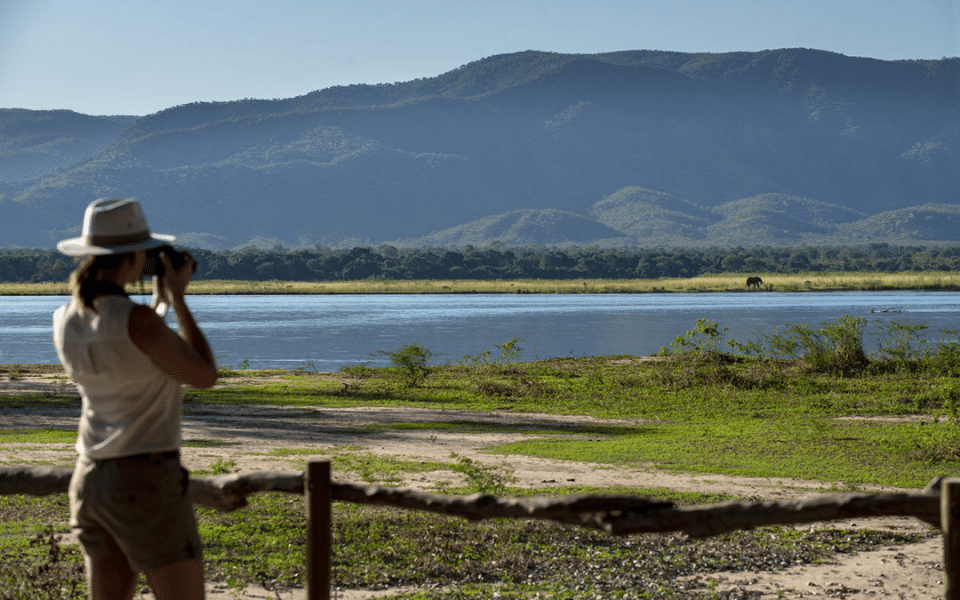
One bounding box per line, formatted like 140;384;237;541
496;337;524;362
752;315;868;374
656;318;731;356
929;336;960;376
875;321;930;365
459;337;524;366
375;342;435;387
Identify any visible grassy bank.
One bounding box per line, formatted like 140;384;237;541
198;332;958;598
5;270;960;295
3;311;958;597
196;358;960;490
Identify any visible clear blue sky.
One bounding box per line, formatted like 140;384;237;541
2;0;957;116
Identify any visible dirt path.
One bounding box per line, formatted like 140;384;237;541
0;373;946;599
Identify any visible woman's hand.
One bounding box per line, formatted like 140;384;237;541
152;250;196;306
150;278;170;317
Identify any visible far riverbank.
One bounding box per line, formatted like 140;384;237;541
3;271;960;296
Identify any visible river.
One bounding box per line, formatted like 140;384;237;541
2;291;958;370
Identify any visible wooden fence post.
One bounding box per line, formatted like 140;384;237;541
942;478;960;600
306;461;331;600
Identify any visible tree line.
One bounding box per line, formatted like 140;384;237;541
4;243;960;284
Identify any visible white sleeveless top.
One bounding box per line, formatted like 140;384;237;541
53;295;182;459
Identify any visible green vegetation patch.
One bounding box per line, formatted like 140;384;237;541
0;429;75;444
382;420;646;437
0;491;929;599
0;495;71;535
187;377;349;406
4;315;960;596
181;438;234;448
267;447;502;488
0;496;84;596
0;525;86;599
196;496;924;597
490;417;960;489
179;315;960;492
333;451;449;486
0;395;78;407
267;447;446;485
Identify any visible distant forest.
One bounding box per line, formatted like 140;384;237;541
4;244;960;285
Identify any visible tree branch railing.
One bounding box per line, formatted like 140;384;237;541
0;465;956;600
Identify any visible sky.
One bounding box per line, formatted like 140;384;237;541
1;0;958;116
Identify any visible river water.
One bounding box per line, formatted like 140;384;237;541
2;291;959;370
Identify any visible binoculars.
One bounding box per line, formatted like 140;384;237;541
142;245;196;277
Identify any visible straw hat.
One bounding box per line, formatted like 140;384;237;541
57;198;175;256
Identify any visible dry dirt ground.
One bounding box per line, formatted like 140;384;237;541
0;371;947;599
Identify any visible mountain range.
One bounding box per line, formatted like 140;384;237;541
1;48;958;250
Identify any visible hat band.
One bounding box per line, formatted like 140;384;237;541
86;230;153;247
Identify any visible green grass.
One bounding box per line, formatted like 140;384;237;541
180;438;234;448
491;417;959;489
0;490;924;599
0;429;75;444
176;351;960;490
265;447;515;489
270;448;450;486
0;497;85;599
5;314;960;596
192;494;923;597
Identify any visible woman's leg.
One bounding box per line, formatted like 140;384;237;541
145;558;206;600
85;550;137;600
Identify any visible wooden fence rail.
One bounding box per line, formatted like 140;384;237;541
0;466;941;532
0;465;955;599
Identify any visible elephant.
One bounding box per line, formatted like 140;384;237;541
746;276;763;289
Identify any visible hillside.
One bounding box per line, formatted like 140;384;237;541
1;48;958;249
0;109;137;182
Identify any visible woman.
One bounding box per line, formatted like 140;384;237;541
53;198;217;600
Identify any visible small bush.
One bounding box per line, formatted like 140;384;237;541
751;315;868;375
496;337;524;362
656;318;731;356
459;337;525;366
930;339;960;376
375;342;436;387
875;321;930;366
193;457;238;476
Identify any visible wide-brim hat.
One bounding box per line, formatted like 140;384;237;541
57;198;175;256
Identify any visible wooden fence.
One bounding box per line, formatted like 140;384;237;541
1;463;957;600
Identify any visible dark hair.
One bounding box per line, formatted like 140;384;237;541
69;252;136;311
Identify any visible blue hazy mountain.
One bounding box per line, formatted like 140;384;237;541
2;48;957;249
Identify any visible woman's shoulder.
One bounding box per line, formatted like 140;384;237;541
54;297;100;326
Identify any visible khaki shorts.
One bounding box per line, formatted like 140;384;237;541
69;454;203;572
